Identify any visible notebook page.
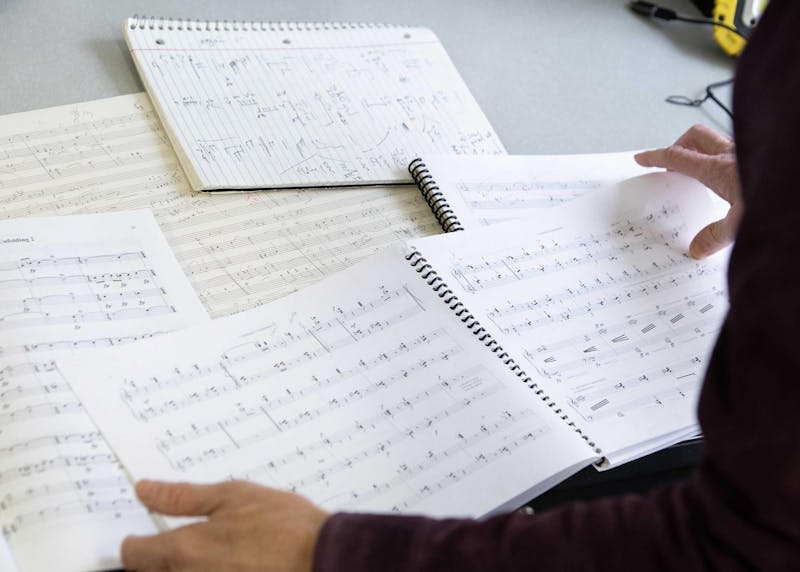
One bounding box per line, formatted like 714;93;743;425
0;93;443;318
410;173;730;466
61;247;597;521
414;152;656;230
124;19;506;190
0;210;207;572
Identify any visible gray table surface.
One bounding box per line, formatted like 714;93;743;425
1;0;735;153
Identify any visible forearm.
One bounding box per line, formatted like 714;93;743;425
314;476;743;572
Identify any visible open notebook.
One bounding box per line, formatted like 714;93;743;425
124;17;506;191
59;172;729;531
409;152;657;231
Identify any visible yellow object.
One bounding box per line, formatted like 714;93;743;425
712;0;768;56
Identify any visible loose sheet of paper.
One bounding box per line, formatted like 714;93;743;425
410;173;730;466
0;210;207;572
0;93;443;318
415;152;656;230
62;247;597;522
125;21;506;189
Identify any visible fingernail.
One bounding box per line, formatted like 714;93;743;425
688;243;704;259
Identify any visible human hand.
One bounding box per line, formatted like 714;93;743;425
634;124;742;259
121;480;329;572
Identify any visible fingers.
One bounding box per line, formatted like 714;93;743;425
673;124;733;155
121;524;210;572
121;531;172;571
135;480;231;516
634;145;717;186
689;216;737;259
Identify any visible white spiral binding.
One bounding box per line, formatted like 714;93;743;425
405;249;602;455
128;15;397;33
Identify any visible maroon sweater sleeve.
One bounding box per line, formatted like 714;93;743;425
313;2;800;570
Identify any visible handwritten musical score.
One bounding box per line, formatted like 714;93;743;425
0;93;443;318
411;153;654;230
62;249;598;521
0;211;207;572
125;21;505;189
410;174;731;465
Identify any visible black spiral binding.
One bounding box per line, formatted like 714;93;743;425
128;15;397;33
405;249;602;456
408;158;463;233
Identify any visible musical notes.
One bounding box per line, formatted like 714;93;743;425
0;250;174;330
126;23;505;189
0;210;207;572
409;153;655;230
410;175;731;465
62;250;598;521
0;93;443;318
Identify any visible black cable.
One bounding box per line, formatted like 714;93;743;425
666;78;735;118
672;15;746;39
629;1;748;39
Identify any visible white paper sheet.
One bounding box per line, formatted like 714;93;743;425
61;246;597;523
412;152;656;230
0;210;207;572
409;173;730;466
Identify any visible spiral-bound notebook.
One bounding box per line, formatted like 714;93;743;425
124;16;506;191
409;152;657;231
60;174;729;540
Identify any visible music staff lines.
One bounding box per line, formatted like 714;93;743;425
2;497;141;538
1;131;170;172
162;367;503;472
381;424;551;514
123;287;425;394
1;266;157;285
0;287;166;311
568;359;702;423
0;251;145;272
0;332;163;359
185;217;426;284
283;403;530;501
451;217;684;293
523;291;726;379
241;405;544;513
4;150;168;188
1;305;175;330
124;329;459;422
0;474;131;513
0;452;116;487
0;432;102;459
0;111;160;147
0;400;83;426
486;263;721;336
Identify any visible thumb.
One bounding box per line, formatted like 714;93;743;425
135;480;229;516
689;218;735;259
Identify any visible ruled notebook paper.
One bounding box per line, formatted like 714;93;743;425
124;18;506;191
